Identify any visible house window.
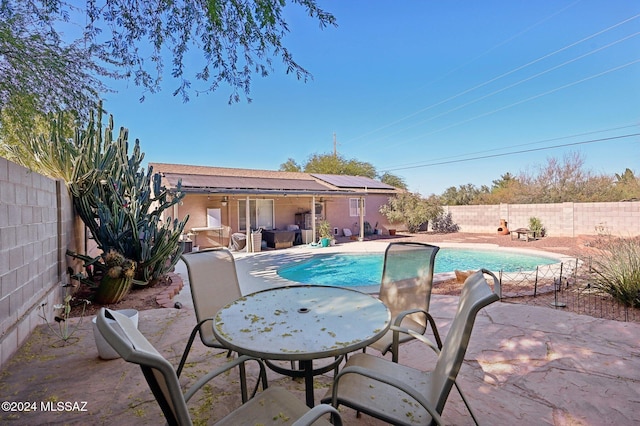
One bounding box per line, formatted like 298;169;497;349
238;199;274;231
207;208;221;228
349;198;365;217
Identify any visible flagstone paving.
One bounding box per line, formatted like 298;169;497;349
1;237;639;425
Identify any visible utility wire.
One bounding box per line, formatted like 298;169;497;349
379;31;640;144
381;58;640;150
346;12;640;146
383;123;640;169
384;133;640;171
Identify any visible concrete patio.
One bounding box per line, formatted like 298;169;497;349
1;243;639;425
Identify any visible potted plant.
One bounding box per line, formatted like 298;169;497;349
317;220;333;247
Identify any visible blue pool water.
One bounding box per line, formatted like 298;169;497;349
277;249;557;287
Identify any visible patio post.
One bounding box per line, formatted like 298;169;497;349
359;196;364;241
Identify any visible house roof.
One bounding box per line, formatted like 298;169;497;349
151;163;401;196
310;174;396;190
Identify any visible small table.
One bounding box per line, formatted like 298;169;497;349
214;285;390;407
511;227;537;242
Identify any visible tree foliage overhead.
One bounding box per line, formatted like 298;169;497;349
0;2;109;118
1;0;336;122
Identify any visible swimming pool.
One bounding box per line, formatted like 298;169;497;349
277;248;557;287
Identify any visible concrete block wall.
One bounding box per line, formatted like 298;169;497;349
0;158;71;366
446;201;640;237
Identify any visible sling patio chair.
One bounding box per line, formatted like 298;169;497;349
323;269;501;426
176;248;249;397
95;308;342;426
367;242;440;363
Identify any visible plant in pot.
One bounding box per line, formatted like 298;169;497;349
317;220;333;247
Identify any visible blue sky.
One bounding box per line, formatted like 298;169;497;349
101;0;640;195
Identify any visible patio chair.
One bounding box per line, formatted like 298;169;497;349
323;269;501;426
176;248;244;384
368;242;440;362
95;308;342;426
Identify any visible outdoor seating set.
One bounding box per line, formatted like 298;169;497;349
96;242;501;425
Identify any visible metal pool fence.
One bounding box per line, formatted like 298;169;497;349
498;258;639;323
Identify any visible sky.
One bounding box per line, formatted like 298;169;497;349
101;0;640;195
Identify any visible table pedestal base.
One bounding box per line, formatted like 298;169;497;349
264;356;344;407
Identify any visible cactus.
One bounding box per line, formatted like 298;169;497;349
67;105;188;285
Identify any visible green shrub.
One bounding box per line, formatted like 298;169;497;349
431;212;460;233
591;238;640;308
528;216;546;237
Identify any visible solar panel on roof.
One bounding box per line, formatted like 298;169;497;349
164;173;333;191
310;174;395;189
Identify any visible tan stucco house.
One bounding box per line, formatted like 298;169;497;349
151;163;402;251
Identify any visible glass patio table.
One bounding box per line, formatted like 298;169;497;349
213;285;391;407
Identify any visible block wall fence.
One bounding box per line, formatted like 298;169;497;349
0;158;78;367
442;202;640;237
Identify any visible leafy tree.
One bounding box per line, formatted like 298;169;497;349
446;152;637;204
379;172;407;190
1;0;336;108
439;183;489;205
280;153;407;189
0;3;107;117
279;158;302;172
515;151;617;203
379;192;442;233
491;172;517;191
614;168;640;201
303;153;377;178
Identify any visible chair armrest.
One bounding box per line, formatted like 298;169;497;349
332;365;444;426
393;308;428;327
184;355;267;402
390;310;443;362
292;404;343;426
390;325;441;355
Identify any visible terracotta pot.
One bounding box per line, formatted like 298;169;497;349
388;229;396;236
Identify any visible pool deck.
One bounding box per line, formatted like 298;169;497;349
1;236;638;425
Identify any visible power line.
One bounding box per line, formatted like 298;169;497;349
381;58;640;151
379;31;640;145
383;123;640;169
384;133;640;172
346;12;640;147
